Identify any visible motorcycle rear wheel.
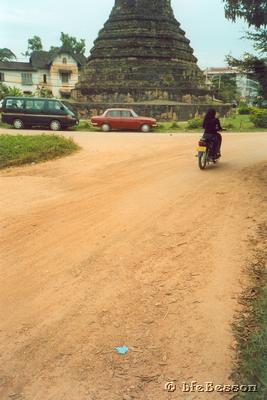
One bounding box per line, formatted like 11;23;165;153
198;151;207;170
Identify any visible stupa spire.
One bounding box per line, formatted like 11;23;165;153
73;0;206;102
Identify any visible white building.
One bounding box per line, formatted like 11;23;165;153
0;47;86;98
204;67;260;102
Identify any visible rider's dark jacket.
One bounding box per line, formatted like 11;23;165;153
203;117;222;134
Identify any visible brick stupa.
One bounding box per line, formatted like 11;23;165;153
73;0;207;103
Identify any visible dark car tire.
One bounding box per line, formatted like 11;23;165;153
140;124;150;133
50;120;62;131
101;123;111;132
13;119;24;129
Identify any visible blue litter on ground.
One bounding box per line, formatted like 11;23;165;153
115;346;129;355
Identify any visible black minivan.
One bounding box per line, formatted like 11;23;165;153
1;97;79;130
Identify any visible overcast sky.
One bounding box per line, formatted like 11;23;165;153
0;0;255;69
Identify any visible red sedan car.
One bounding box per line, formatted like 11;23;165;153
91;108;157;132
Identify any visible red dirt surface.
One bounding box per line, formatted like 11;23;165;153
0;130;266;400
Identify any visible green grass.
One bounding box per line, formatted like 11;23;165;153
231;231;267;399
0;134;80;168
0;120;10;129
1;114;265;134
154;115;266;133
73;114;266;133
74;120;99;132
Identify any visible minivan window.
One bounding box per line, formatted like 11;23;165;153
25;99;45;110
48;101;64;111
6;99;24;109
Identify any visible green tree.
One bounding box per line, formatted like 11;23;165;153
0;48;16;62
226;54;267;99
210;74;239;102
223;0;267;99
0;83;23;99
223;0;267;28
0;83;9;99
23;36;43;57
50;32;86;55
245;28;267;53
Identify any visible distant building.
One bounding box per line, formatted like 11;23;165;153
204;67;260;102
0;47;86;98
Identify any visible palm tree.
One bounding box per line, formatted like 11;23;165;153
0;48;16;62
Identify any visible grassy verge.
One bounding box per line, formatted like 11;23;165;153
0;134;80;168
74;120;99;132
154;115;266;133
231;224;267;399
0;120;10;129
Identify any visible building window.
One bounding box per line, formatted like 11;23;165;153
21;72;33;85
43;74;47;83
62;57;67;64
61;92;71;99
61;73;69;84
0;72;4;82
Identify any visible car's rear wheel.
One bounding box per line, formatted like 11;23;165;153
13;119;24;129
50;120;61;131
101;123;111;132
140;124;150;133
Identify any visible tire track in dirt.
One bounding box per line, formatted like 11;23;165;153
0;131;266;400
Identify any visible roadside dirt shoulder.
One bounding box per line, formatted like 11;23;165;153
0;133;266;400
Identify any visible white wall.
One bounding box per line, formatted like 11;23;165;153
50;53;79;97
0;53;81;98
0;69;39;94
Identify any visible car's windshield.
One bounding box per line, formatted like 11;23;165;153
132;110;139;117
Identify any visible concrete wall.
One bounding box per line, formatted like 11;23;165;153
71;102;233;121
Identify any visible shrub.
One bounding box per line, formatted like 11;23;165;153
238;102;251;115
250;108;267;128
186;117;203;129
0;84;24;98
5;86;23;97
170;121;180;129
34;88;53;98
0;83;10;99
223;122;234;129
76;120;96;130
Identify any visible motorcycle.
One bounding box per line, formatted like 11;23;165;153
196;137;221;170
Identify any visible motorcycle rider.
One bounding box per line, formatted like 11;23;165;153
202;108;223;158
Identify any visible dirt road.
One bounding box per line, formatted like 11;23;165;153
0;130;266;400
